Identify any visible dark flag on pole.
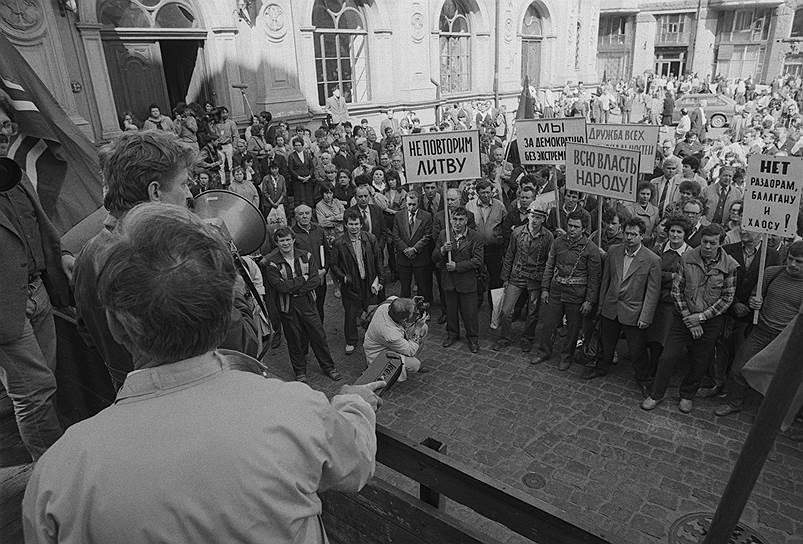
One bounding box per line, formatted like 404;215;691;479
515;75;536;120
0;33;102;235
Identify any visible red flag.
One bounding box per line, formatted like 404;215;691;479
0;33;102;235
516;76;535;120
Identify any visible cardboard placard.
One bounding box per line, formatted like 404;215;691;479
586;124;659;174
742;154;802;238
564;142;641;202
402;129;481;183
516;118;587;165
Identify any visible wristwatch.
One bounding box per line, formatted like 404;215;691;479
698;314;706;323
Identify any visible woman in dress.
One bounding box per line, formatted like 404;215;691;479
625;182;660;245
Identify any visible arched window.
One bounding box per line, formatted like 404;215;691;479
98;0;198;28
439;0;470;94
312;0;369;107
521;4;543;86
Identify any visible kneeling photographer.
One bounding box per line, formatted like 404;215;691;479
363;296;429;382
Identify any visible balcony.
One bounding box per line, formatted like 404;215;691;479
656;31;691;46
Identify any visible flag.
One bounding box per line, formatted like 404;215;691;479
515;75;535;120
0;33;102;235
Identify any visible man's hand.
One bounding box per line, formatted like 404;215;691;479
682;313;704;328
441;242;453;253
403;247;416;259
61;254;76;283
732;302;750;318
339;381;386;411
502;281;508;289
580;301;593;315
445;261;456;272
637;320;649;329
555;228;566;237
371;282;383;295
318;269;326;279
689;324;704;340
541;291;550;305
748;296;763;311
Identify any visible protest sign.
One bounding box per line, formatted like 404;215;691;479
565;142;641;202
516;118;586;165
402;129;481;183
742;154;802;238
586;124;659;174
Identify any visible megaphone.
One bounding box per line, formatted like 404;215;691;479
192;190;266;255
0;157;22;192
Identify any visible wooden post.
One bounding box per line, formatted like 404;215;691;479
752;235;768;325
597;198;604;247
443;180;452;263
703;307;803;543
419;437;447;509
554;167;562;232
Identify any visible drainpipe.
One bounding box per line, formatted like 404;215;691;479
688;0;704;75
493;0;500;108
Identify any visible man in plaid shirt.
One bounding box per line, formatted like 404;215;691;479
642;223;739;414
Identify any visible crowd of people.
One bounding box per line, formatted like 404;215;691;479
4;71;803;542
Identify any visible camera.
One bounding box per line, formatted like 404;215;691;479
411;295;430;323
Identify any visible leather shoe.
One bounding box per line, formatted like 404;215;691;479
469;340;479;354
678;399;693;413
558;356;572;371
697;385;723;398
325;369;343;381
530;354;550;366
641;396;661;411
581;367;607;380
714;404;741;417
437;314;447;324
442;336;457;348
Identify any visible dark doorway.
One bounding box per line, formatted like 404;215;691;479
160;40;206;108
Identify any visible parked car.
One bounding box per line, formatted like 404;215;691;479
672;93;736;128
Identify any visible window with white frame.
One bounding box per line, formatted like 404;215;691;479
439;0;470;94
312;0;369;107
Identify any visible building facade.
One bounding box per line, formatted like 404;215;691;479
597;0;803;85
1;0;607;143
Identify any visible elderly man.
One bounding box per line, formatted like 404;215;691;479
392;192;434;302
682;198;709;248
650;155;683;215
0;154;69;461
24;203;383;544
702;165;743;226
292;204;330;321
643;223;738;414
363;296;428;382
585;217;661;391
74;130;259;389
349;184;385;249
495;201;554;352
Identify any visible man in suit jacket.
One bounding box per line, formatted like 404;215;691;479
392;192;433;301
330;209;384;354
0;158;69;460
432;206;484;353
702;166;743;226
350;184;386;249
584;217;661;390
689;101;707;141
649;155;683;215
419;182;443;215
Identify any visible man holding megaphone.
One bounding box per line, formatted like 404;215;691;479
72;130;260;389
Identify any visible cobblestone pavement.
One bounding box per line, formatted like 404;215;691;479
264;282;803;544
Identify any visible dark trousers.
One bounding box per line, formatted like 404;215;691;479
445;290;479;341
599;316;651;385
708;319;749;388
279;293;335;377
723;322;780;408
315;278;327;322
478;248;503;305
399;265;433;302
650;314;724;400
436;269;447;315
536;298;582;358
342;279;371;346
292;180;316;208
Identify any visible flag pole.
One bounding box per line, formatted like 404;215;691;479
753;234;768;325
443;180;452;263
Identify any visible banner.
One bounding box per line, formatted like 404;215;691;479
0;34;103;235
586;124;659;174
565;142;640;202
516;118;586;165
742;154;802;238
402;129;481;184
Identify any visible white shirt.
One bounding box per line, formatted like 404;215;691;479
622;244;641;278
663;241;689;256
